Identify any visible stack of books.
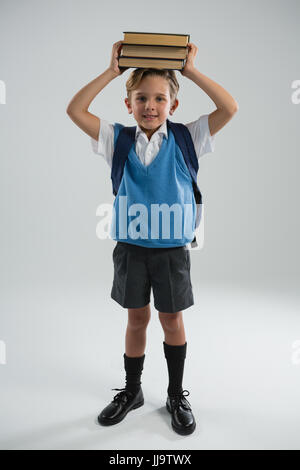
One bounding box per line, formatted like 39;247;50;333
118;31;190;71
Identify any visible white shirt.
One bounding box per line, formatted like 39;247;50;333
91;114;215;168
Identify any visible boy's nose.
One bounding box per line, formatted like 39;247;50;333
145;104;156;110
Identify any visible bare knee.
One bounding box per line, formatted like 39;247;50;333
127;304;151;331
159;311;182;333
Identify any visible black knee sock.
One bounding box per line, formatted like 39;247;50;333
123;353;145;394
163;341;187;397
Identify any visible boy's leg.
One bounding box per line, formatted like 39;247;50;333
123;303;151;394
159;310;196;435
98;304;150;426
158;310;185;346
126;303;151;356
159;311;186;396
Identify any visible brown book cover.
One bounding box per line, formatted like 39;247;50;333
123;31;190;47
120;44;187;60
118;56;186;70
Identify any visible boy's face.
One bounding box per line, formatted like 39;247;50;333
125;75;179;140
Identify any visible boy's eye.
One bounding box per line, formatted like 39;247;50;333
137;97;163;101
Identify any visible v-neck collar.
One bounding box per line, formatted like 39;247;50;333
129;134;168;172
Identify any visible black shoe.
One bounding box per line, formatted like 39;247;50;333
98;387;144;426
166;389;196;435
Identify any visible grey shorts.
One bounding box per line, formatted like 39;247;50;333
111;241;194;313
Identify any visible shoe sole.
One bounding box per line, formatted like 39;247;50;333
166;401;196;435
98;398;144;426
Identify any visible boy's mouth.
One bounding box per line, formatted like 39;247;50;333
143;115;158;120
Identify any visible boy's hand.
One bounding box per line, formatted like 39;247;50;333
180;43;198;76
108;40;129;77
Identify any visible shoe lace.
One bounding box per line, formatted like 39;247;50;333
169;389;191;410
111;387;133;404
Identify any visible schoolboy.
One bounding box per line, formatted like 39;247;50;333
66;40;238;435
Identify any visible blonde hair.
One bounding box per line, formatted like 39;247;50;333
125;68;179;107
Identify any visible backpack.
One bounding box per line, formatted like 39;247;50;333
111;118;202;248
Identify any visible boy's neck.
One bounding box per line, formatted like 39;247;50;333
138;120;167;141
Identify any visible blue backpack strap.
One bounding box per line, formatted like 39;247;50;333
166;119;202;248
111;123;136;196
166;119;202;204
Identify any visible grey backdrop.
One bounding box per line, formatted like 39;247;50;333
1;0;300;450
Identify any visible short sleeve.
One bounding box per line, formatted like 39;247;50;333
184;114;216;159
90;119;115;169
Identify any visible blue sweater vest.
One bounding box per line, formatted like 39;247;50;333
110;123;197;248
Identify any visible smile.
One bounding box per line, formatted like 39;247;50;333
143;115;158;120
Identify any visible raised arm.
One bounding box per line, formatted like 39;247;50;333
66;41;128;141
185;67;239;137
181;43;239;137
66;68;116;141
